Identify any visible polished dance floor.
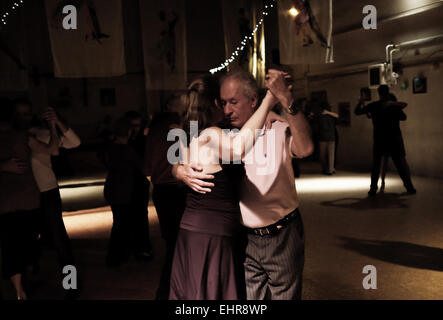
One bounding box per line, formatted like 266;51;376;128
1;168;442;300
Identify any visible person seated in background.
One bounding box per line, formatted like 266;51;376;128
13;100;81;298
102;116;152;267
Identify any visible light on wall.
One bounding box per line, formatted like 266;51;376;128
289;7;300;17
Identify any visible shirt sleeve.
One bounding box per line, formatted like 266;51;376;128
60;128;81;149
394;108;407;121
30;128;50;144
355;102;374;115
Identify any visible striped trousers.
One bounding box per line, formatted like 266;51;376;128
244;210;305;300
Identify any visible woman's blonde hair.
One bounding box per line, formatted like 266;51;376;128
181;76;223;145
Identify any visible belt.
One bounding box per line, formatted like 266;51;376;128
247;208;300;237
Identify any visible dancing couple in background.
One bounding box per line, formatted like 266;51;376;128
355;85;416;196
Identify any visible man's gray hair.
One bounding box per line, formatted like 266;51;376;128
221;70;259;100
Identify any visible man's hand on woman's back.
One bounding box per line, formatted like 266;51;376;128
173;163;215;194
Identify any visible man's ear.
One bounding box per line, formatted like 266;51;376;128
251;95;258;109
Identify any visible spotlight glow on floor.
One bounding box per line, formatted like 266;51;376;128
64;210;113;238
60;185;104;200
63;205;159;239
295;174;403;194
59;173;405;238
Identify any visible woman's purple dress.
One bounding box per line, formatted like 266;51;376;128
169;165;246;300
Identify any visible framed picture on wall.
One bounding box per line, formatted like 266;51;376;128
413;77;427;94
338;102;351;126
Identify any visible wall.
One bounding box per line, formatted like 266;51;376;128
278;1;443;178
0;0;148;143
1;0;443;178
1;0;226;143
306;62;443;178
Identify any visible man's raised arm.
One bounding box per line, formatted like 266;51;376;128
355;98;371;116
265;69;313;159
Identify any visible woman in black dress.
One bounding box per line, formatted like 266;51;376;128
102;117;152;267
169;76;277;300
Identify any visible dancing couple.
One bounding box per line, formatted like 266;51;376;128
169;69;313;300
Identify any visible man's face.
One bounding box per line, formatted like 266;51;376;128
130;118;142;129
14;103;33;129
220;79;256;128
129;118;142;138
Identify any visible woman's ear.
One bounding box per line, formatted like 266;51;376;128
214;99;221;109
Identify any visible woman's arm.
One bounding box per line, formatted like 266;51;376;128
28;121;60;155
203;90;277;162
398;110;407;121
322;110;339;118
59;128;81;149
354;98;371;116
43;107;81;148
386;101;407;109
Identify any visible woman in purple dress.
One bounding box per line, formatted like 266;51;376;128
169;76;277;300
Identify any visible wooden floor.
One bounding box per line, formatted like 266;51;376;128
1;167;442;300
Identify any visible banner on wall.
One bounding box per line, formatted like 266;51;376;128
221;0;266;87
0;35;28;90
139;0;187;91
45;0;126;78
278;0;333;65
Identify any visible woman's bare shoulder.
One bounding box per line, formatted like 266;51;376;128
199;126;223;139
202;126;222;134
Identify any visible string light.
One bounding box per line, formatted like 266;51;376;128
209;0;277;74
289;7;300;17
1;1;25;29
